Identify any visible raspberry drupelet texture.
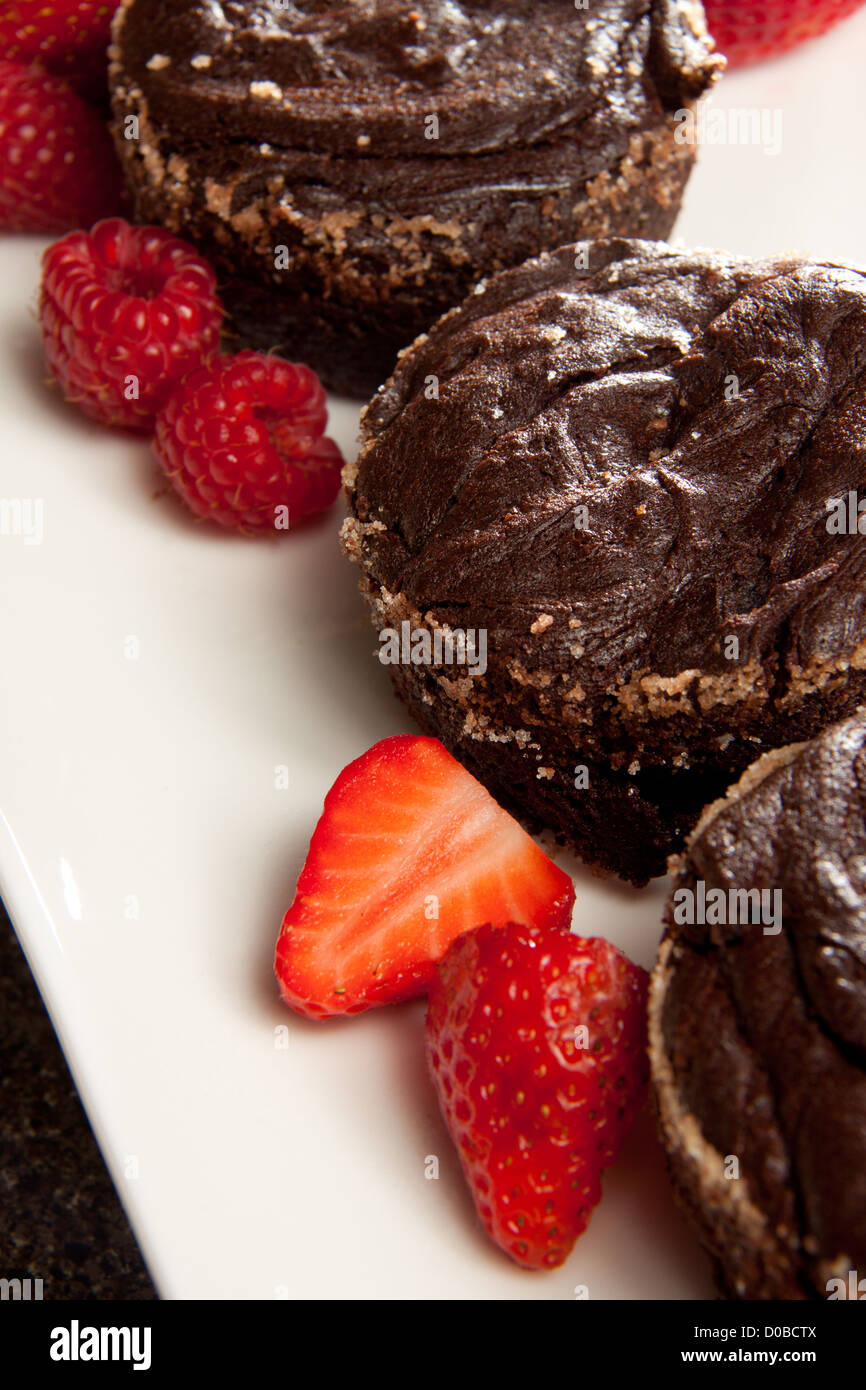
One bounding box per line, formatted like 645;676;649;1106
39;217;223;430
154;351;344;533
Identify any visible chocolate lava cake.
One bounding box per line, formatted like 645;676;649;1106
342;238;866;884
649;712;866;1300
109;0;722;397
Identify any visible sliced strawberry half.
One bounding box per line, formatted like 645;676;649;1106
274;735;575;1019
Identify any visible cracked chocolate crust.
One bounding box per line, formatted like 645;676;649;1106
649;714;866;1299
344;238;866;881
108;0;721;398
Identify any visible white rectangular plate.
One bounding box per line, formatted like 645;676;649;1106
2;14;865;1299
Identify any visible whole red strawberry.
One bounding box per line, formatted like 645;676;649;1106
427;923;648;1270
703;0;865;67
0;2;120;104
0;61;123;233
155;351;344;533
40;217;223;430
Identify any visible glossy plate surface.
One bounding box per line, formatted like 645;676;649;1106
1;17;865;1298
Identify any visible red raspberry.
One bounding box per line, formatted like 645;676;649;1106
426;923;648;1270
703;0;865;68
40;217;224;431
0;2;121;104
154;352;344;534
0;60;123;233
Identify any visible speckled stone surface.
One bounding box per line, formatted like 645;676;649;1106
0;901;156;1300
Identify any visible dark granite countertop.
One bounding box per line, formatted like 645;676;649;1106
0;899;156;1300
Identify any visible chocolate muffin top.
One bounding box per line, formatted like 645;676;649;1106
348;239;866;764
112;0;720;158
652;713;866;1297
